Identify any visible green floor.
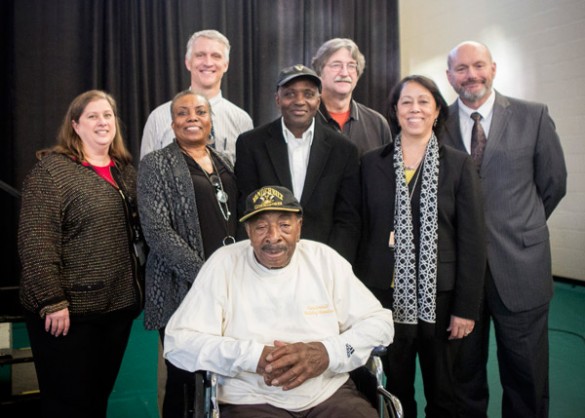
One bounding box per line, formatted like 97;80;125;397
3;280;584;417
413;280;585;417
107;316;159;417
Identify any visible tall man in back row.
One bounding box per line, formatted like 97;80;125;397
235;65;361;263
140;29;253;162
312;38;392;156
441;41;567;418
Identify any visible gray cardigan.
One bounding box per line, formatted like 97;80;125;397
137;141;233;329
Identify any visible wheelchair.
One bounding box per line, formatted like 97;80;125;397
189;346;403;418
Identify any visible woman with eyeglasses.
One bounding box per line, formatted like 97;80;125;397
137;90;237;417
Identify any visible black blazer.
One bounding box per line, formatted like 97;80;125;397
355;141;487;320
235;118;361;262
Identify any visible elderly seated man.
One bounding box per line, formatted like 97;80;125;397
164;185;394;417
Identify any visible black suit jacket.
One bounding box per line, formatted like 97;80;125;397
235;118;361;262
355;142;487;320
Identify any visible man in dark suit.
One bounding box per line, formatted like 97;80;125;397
441;41;567;418
235;65;360;262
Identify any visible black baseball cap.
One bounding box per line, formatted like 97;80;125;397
276;64;322;92
239;186;303;222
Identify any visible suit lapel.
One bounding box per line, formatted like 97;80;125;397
375;145;395;184
444;103;466;152
482;92;511;170
301;124;332;205
265;120;293;190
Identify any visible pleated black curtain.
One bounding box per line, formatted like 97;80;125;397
0;0;399;288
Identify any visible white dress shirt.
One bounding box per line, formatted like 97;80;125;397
281;118;315;201
457;90;496;153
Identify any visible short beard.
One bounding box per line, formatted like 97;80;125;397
457;80;491;104
461;87;487;103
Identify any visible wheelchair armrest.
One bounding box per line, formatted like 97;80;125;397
193;370;220;418
370;345;387;358
365;346;387;389
364;345;404;418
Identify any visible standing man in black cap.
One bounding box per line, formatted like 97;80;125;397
235;65;361;262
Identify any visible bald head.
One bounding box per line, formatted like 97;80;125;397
446;41;497;108
447;41;493;70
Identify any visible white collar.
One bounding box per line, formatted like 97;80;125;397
281;118;315;144
187;87;223;105
457;89;496;119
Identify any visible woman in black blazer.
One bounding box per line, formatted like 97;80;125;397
355;75;486;417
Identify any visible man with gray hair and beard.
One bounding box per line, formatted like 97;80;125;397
441;40;566;418
312;38;392;156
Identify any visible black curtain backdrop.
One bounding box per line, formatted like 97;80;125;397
0;0;399;289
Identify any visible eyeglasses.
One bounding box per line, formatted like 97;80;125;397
326;62;359;72
208;171;234;246
209;174;228;204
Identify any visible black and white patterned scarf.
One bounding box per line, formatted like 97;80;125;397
392;133;439;324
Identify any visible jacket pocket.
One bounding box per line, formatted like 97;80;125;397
65;281;108;313
437;250;456;291
522;224;549;247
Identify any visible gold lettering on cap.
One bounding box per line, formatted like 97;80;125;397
252;187;285;210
